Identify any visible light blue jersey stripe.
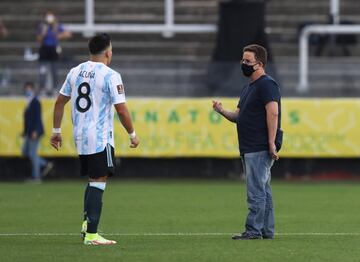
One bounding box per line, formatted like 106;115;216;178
73;113;79;146
69;68;79;148
72;64;85;142
96;71;112;152
88;63;100;123
107;108;113;142
73;63;88;154
81;114;90;154
107;72;114;143
63;70;73;96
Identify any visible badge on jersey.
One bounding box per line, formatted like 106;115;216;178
117;84;124;94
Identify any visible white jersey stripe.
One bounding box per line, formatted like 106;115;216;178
95;71;111;152
106;143;113;167
87;63;101;152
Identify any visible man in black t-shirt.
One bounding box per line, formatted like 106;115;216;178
213;44;282;240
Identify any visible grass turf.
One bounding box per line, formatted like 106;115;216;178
0;180;359;262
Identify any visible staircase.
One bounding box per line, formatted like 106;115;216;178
0;0;360;96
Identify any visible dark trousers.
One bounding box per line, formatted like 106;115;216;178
39;45;59;91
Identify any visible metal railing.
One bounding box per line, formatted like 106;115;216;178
64;0;216;38
298;24;360;93
297;0;360;93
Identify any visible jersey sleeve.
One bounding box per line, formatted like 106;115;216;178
259;80;281;105
57;23;65;33
59;70;73;97
107;72;126;104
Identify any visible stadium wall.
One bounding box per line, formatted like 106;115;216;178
1;157;360;180
1;97;360;180
1;98;360;158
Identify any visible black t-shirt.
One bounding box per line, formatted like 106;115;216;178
236;75;281;155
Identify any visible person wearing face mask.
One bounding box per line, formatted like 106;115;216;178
37;11;72;96
212;44;283;240
22;82;53;183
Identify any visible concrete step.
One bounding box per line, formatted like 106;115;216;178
2;42;360;60
1;0;360;97
0;41;215;57
2;57;360;92
1;26;295;44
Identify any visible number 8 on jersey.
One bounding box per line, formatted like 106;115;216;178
76;82;92;113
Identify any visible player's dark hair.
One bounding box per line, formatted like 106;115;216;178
88;33;111;55
243;44;267;66
23;81;35;89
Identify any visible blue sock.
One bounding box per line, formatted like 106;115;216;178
85;184;105;233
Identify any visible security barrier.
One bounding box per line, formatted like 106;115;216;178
1;98;360;157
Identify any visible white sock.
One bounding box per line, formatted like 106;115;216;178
89;182;106;191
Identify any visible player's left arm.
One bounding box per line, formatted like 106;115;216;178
265;101;279;160
50;94;70;150
260;80;281;160
56;24;72;40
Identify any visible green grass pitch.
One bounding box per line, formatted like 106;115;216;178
0;180;359;262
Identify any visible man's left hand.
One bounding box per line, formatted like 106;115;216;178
269;143;279;160
31;131;38;140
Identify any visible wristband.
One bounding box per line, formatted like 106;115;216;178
52;128;61;134
129;131;136;139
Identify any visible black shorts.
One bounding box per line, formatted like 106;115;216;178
79;144;115;178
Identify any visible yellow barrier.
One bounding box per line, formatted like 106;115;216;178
1;98;360;157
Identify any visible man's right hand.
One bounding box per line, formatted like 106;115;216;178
130;136;140;148
212;100;223;114
50;133;62;151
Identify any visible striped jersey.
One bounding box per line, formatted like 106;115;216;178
60;61;126;155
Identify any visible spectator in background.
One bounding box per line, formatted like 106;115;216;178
0;18;8;38
37;11;71;96
22;82;53;183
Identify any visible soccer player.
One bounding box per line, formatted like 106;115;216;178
213;44;282;240
50;33;139;245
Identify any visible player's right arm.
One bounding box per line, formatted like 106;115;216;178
50;94;70;150
212;100;239;123
114;103;139;148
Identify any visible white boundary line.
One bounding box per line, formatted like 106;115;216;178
0;232;360;237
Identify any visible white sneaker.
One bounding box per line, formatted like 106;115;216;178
84;233;117;245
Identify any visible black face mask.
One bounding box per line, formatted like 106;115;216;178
241;63;256;77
